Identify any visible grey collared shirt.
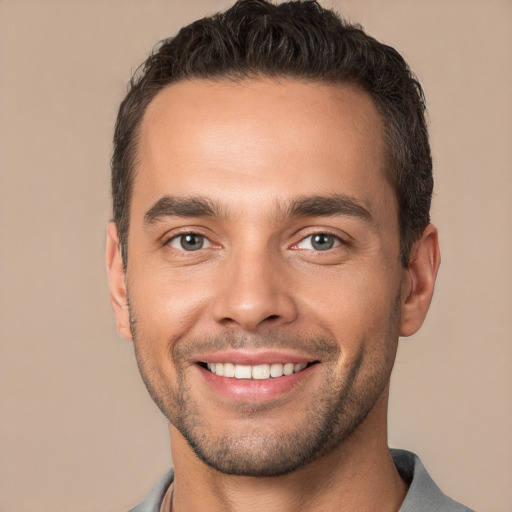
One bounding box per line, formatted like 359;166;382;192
127;449;475;512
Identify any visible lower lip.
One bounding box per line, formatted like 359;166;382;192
196;364;318;402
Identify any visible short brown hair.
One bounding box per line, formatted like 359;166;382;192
112;0;432;267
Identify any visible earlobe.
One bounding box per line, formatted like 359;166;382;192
400;224;441;337
106;222;132;341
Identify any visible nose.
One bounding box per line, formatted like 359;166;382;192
212;247;298;332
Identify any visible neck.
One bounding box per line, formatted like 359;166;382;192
168;390;407;512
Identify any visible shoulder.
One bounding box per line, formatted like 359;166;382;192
391;449;476;512
127;469;174;512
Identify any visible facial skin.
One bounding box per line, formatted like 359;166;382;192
107;78;440;510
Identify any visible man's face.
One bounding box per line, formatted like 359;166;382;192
114;79;408;476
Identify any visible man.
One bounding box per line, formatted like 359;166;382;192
106;1;474;510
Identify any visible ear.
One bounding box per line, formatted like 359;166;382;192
400;224;441;337
106;222;132;341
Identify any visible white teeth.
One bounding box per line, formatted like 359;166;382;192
204;361;310;379
270;363;283;377
234;365;252;379
215;362;224;376
223;362;235;378
252;364;270;380
283;363;294;375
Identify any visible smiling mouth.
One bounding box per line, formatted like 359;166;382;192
199;361;318;380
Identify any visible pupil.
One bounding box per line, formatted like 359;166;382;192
312;233;334;250
181;234;203;251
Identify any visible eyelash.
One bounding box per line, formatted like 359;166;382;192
292;232;345;251
165;231;213;252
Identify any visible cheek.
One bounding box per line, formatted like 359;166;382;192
297;264;401;348
127;265;213;343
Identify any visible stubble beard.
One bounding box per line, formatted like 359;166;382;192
128;296;401;477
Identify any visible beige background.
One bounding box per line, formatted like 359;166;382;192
0;1;510;511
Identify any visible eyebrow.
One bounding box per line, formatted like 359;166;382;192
284;194;372;222
144;196;223;225
143;193;372;226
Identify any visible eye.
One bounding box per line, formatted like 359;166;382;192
168;233;211;251
296;233;341;251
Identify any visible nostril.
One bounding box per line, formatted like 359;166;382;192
266;315;280;321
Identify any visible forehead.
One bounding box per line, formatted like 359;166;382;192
134;78;393;221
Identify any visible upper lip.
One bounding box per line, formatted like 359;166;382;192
193;350;316;366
